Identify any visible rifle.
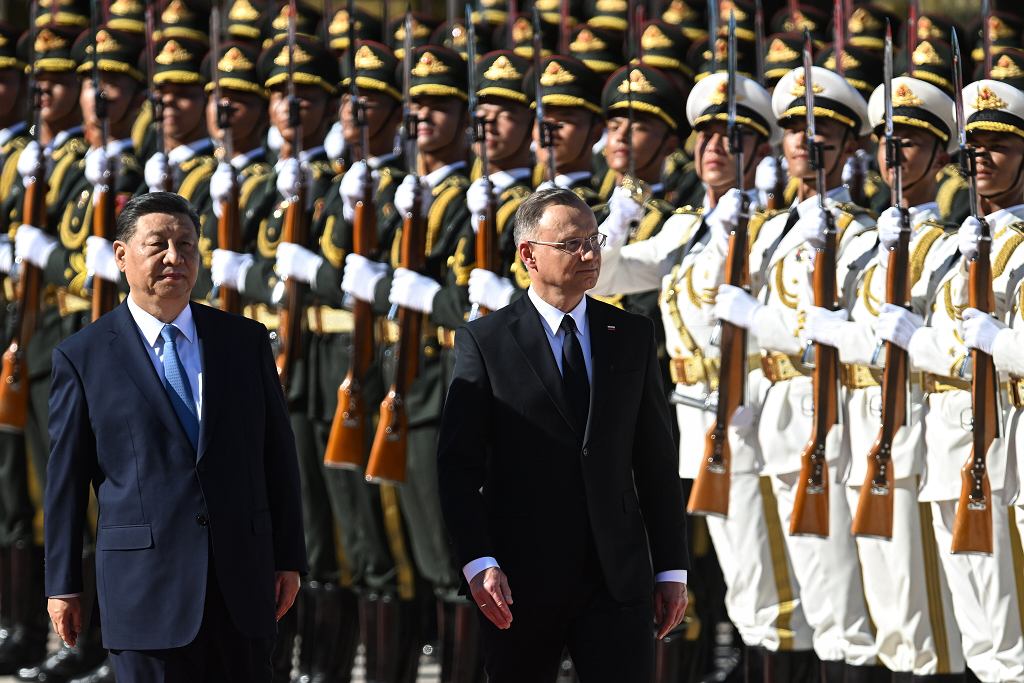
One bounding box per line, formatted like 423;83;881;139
619;0;650;232
688;10;747;517
907;0;919;58
790;35;839;537
275;0;309;391
325;2;379;470
532;6;556;182
951;28;997;554
707;0;719;72
90;2;119;322
982;0;993;78
145;2;170;192
364;11;424;485
0;1;44;433
852;22;906;538
466;6;497;321
211;4;241;315
754;0;785;211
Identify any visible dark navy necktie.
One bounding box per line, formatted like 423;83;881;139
161;324;199;451
560;315;590;434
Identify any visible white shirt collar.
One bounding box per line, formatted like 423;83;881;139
527;287;589;339
48;126;83;153
168;137;214;166
554;171;591;188
985;203;1024;227
368;151;399;169
126;297;196;347
909;201;938;217
299;145;325;163
105;138;134;156
231;146;266;170
488;167;531;191
0;122;27;147
423;160;467;186
794;185;849;216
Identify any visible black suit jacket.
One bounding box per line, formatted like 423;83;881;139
438;294;688;605
45;302;306;651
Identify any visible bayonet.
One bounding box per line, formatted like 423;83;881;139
754;0;766;87
982;0;993;77
708;0;719;73
402;9;417;176
832;0;844;77
532;5;555;182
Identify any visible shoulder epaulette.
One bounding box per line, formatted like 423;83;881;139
500;183;532;202
918;218;958;234
644;197;675;216
119;153;141;173
833;201;876;222
245;161;271;178
1007;221;1024;236
308;159;334;180
671;204;703;216
748;208;786;244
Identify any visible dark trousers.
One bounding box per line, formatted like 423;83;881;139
480;560;655;683
108;568;274;683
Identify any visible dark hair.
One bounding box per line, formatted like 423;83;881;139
513;187;593;245
115;192;201;243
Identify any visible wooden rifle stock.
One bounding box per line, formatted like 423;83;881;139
851;213;909;538
0;176;48;432
276;185;309;391
90;184;119;321
687;207;750;516
365;191;425;484
325;173;378;469
790;213;839;537
216;184;242;314
951;235;996;553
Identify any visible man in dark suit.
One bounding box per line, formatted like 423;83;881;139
44;192;306;682
438;188;689;682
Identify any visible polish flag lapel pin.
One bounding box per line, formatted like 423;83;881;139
606;325;616;332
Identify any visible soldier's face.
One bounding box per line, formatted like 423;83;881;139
534;106;603;171
604;113;674;177
0;70;23;118
874;125;946;194
474;100;532;163
410;96;466;152
782;118;851;181
269;85;330;146
970;131;1024;198
160;84;207;141
694;121;761;189
206;90;265;144
36;72;81;125
115;212;199;304
518;204;601;295
340;91;400;146
80;74;141;138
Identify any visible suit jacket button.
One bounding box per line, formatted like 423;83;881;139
195;513;208;527
582;447;589;456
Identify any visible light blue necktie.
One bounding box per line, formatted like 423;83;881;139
161;324;199;451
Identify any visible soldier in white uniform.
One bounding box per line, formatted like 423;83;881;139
801;76;966;679
710;66;886;681
878;79;1024;682
591;71;817;678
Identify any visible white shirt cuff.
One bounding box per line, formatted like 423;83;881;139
49;593;82;599
655;570;687;584
463;556;500;583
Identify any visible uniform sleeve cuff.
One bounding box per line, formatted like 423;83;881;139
463;556;500;583
655;570;687;584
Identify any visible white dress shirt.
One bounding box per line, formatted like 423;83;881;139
127;296;204;420
463;288;687;586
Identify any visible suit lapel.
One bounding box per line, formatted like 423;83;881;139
109;304;185;444
507;297;576;434
192;304;223;461
583;298;613;445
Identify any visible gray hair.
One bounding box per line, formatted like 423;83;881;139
115;191;201;243
513;187;594;245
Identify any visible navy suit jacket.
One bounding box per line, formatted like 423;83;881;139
44;301;307;651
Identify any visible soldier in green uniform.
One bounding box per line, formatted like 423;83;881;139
14;25;146;683
0;23;46;679
193;40;270;302
212;33;344;683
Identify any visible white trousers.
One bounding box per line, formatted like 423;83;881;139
844;480;964;674
770;468;878;665
705;473;814;652
930;500;1024;682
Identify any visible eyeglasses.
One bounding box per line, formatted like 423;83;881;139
528;233;607;255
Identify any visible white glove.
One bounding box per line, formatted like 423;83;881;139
0;236;12;274
341;252;388;303
707;188;744;247
755;156;782;194
17;141;45;186
267;125;284;152
797;205;829;249
958;216;984;261
962;307;1007;355
876;206;904;250
14;224;57;269
712;283;763;329
324;121;346;161
875;302;923;350
394;174;433;217
275;241;323;285
468;268;515;311
211;248;253;292
842;149;869;186
803;305;849;347
389;267;441;313
85;235;121;283
599;186;646;249
209;162;236;219
84;146;112;186
339;161;377;223
276;158;300;200
144;152;171;193
466;177;494;227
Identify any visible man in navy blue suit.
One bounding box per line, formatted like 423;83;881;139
44;192;306;682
